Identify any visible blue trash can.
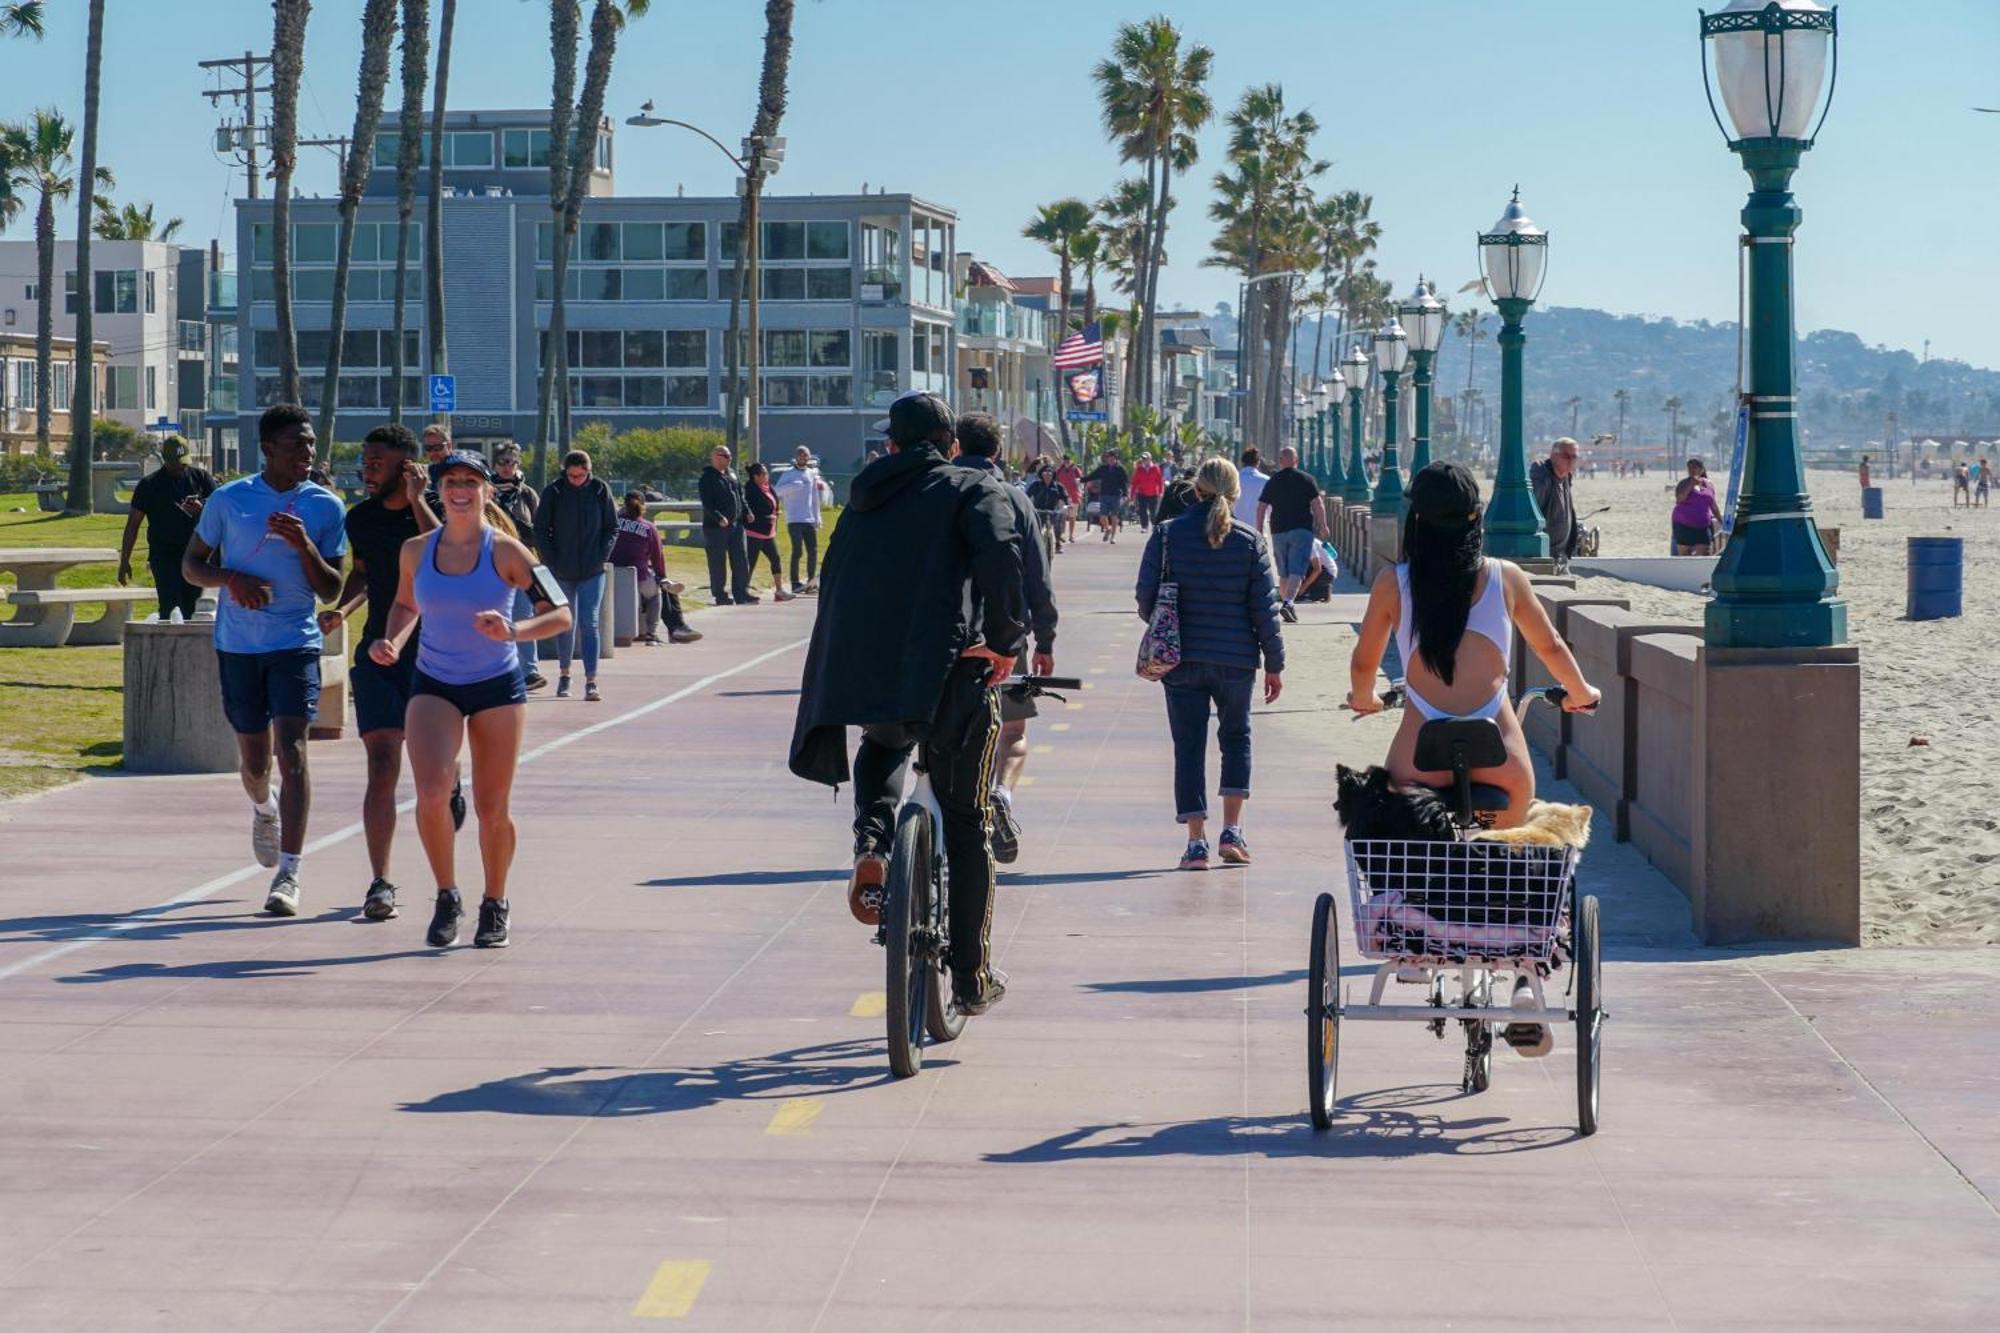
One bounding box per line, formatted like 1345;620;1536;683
1907;537;1963;620
1862;487;1884;520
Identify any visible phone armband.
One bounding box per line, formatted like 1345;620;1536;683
529;564;568;609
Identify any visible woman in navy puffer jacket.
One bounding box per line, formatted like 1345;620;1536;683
1136;458;1286;871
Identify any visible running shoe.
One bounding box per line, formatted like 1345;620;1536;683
1218;829;1252;865
1179;839;1211;872
555;676;572;699
668;626;703;644
251;804;281;867
584;681;602;703
362;878;399;921
1504;975;1554;1057
525;671;549;693
774;587;795;602
848;853;887;925
263;868;301;917
953;967;1007;1016
474;897;511;948
449;778;467;831
736;593;762;605
426;890;463;948
791;582;806;596
989;791;1021;865
1280;602;1299;624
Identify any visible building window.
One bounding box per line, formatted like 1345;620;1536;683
539;328;708;410
372;129;494;169
250;222;421;306
863;331;898;406
145;365;157;411
721;220;854;304
145;269;157;315
252;328;419;409
502;128;552;169
535;221;707;302
595;132;611;172
105;365;140;410
63;271;78;315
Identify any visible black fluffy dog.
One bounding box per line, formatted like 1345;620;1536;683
1334;763;1459;842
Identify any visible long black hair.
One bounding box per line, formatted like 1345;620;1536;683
1401;463;1486;686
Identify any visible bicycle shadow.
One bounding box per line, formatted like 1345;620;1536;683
641;869;846;888
985;1088;1577;1163
1080;964;1373;994
398;1037;924;1118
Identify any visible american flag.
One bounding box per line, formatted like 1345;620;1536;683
1052;321;1105;370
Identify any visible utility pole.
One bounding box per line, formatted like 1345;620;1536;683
200;51;273;199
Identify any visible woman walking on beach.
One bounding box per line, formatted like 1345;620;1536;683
369;452;573;949
1136;458;1286;872
1671;457;1722;555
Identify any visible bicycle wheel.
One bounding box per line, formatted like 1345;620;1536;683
884;804;932;1079
923;854;965;1043
1463;971;1493;1094
1575;894;1602;1136
1306;892;1340;1130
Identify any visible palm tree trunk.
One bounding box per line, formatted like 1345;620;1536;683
390;0;428;428
270;0;312;409
424;0;454;421
1143;155;1174;416
1053;253;1072;455
33;192;53;457
317;0;399;455
62;0;104;513
532;0;580;487
724;0;795;464
1129;151;1157;418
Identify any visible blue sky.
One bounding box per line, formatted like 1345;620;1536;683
5;0;1997;367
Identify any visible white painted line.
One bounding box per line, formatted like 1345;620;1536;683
0;637;810;984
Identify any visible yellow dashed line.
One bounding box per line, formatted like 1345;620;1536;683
850;991;886;1017
1049;723;1071;732
633;1259;711;1319
765;1098;824;1136
1017;776;1037;787
1088;667;1106;675
1032;744;1054;754
1066;702;1084;711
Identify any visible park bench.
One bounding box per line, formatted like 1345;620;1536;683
657;519;702;547
0;586;157;647
643;500;701;520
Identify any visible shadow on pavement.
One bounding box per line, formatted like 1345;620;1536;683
399;1038;914;1117
56;940;444;983
986;1102;1578;1163
3;904;345;947
1083;968;1311;994
715;688;801;698
642;869;846;887
997;870;1165;887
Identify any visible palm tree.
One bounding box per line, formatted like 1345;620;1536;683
314;0;399;453
90;199;182;241
1069;226;1102;328
424;0;456;423
1452;307;1488;418
269;0;314;407
1023;197;1091;454
389;0;429;427
1093;17;1212;415
1;2;43;37
1;111;109;460
1663;394;1684;464
62;0;106;512
720;0;795;464
1567;395;1583;438
1613;386;1631;451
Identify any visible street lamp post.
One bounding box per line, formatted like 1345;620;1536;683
1311;382;1331;483
1371;318;1411;509
1400;276;1446;481
1478;188;1550;558
1325;372;1348;495
1699;0;1845;646
1340;342;1371;505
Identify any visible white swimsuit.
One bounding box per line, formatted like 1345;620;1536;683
1393;559;1512;722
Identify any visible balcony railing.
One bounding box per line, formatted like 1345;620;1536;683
207;272;238;312
177;320;207;354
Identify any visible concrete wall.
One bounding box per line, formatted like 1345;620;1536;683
1625;631;1703;894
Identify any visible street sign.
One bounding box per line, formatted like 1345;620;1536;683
1720;400;1749;540
147;415;182;435
427;374;456;413
1065;410;1108;423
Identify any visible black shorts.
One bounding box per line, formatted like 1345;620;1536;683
1671;522;1713;548
997;681;1040;725
351;652;417;734
217;649;321;734
412;668;527;717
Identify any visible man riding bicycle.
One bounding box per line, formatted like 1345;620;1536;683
790;392;1028;1016
953;412;1058;864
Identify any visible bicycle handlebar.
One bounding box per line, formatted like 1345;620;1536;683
1365;681;1596;718
1012;674;1083;692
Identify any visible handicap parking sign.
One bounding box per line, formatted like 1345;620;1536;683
427;374;456;413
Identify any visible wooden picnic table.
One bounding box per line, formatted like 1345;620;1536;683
0;547;121;646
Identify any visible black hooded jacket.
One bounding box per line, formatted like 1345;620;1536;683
788;445;1029;787
957;455;1056;657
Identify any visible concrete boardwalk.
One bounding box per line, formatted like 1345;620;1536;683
3;534;1998;1330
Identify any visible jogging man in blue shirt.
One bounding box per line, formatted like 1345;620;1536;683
181;403;348;915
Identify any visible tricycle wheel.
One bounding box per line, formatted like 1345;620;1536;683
1575;894;1602;1136
1306;892;1340;1130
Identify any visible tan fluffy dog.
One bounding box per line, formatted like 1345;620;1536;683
1471;800;1593;848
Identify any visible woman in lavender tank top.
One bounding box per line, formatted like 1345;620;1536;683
367;453;573;950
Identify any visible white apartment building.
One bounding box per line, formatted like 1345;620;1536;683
0;239;184;433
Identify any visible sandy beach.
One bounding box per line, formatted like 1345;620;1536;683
1560;464;2000;946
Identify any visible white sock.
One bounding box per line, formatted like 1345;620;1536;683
278;852;301;876
1223;824;1243;840
991;784;1012;806
253;795;278;817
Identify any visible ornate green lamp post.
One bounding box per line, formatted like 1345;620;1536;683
1293;395;1308;462
1478;188;1550;558
1370;319;1411;508
1340;342;1371;505
1308;383;1328;480
1399;277;1446;482
1700;0;1844;646
1325;373;1348;494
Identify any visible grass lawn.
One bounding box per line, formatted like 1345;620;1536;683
661;506;843;603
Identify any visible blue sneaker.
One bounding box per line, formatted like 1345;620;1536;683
1218;828;1251;865
1179;839;1211;871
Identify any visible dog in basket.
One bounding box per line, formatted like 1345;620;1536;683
1333;764;1591;848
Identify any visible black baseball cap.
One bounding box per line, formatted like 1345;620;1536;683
871;390;954;446
160;435;190;461
429;450;491;482
1406;462;1482;528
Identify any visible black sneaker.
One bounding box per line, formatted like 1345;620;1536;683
426;890;463;948
525;671;549;693
736;593;762;605
362;878;399;921
989;793;1021;865
953;967;1008;1017
449;778;467;831
1279;602;1299;624
474;897;511;948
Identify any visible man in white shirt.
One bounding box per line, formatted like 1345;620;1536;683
773;445;834;593
1232;446;1271;530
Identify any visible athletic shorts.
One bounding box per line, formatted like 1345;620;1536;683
1272;527;1318;579
351;652;417;735
413;668;527;717
997;681;1040;725
1671;522;1713;548
217;648;322;734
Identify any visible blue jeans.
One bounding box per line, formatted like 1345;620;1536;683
511;587;537;688
557;572;604;678
1161;660;1254;823
1272;527;1317;581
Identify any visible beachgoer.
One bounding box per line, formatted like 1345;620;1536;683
789;391;1026;1017
1529;437;1583;561
698;445;755;604
490;443;546;692
741;462;794;600
119;434;216;619
1979;459;1992;508
774;445;832;593
534;448;617;701
179;404;347;915
1672;457;1722;555
368;451;572;949
1256;444;1329;622
1087;449;1130;542
1232;447;1271;530
1858;454;1871;493
1055;453;1084;544
1954;460;1971;508
1131;452;1166;530
1346;462;1601;829
1137;458;1285;872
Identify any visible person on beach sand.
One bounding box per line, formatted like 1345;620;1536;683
1672;458;1722;555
